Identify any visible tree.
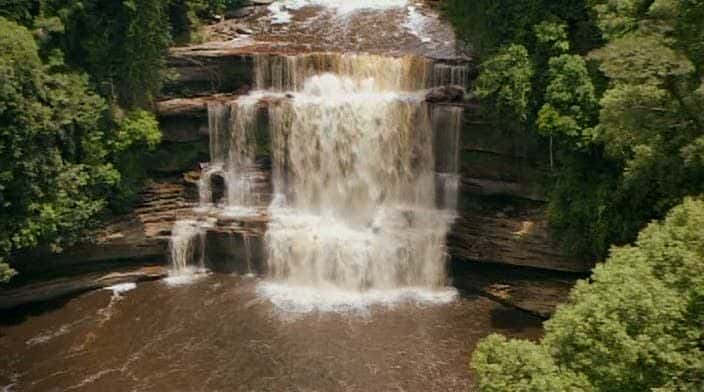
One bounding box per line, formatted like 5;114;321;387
537;54;597;169
55;0;173;108
474;44;534;122
472;197;704;391
546;0;704;258
0;17;161;281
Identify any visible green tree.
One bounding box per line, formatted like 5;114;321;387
537;54;597;168
474;44;534;122
472;198;704;391
0;17;161;281
56;0;173;108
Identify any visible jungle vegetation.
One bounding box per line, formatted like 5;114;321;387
0;0;238;281
444;0;704;390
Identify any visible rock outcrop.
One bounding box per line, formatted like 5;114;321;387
0;266;168;310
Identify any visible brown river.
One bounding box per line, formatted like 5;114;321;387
1;275;541;391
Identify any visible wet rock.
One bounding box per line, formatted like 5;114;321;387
248;0;275;5
210;173;226;204
156;98;208;118
0;266;168;310
425;86;464;103
236;26;254;35
205;230;266;274
226;6;256;19
452;262;579;318
448;207;592;273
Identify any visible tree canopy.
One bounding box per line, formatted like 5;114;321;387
473;197;704;391
448;0;704;259
445;1;704;389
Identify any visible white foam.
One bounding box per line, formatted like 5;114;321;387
26;324;73;346
404;5;432;43
104;282;137;296
2;384;16;392
163;267;210;287
269;2;293;24
269;0;408;18
258;282;457;313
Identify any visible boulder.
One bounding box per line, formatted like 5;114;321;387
236;26;254;35
0;266;168;310
226;6;256;19
452;262;580;318
425;86;464;103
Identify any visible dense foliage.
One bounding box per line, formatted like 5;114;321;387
446;0;704;259
472;197;704;391
0;16;163;280
445;1;704;389
0;0;243;280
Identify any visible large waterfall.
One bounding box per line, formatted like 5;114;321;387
256;54;464;311
165;52;465;310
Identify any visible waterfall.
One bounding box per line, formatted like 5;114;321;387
432;105;463;211
257;54;462;311
201;99;259;216
165;52;465;303
165;220;211;285
167;97;260;281
254;53;434;92
431;63;469;90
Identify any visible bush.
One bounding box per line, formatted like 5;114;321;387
472;198;704;391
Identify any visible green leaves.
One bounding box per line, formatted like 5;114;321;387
537;54;597;141
535;21;570;55
0;16;162;283
114;109;162;152
591;33;695;84
473;198;704;391
474;44;534;121
473;335;593;392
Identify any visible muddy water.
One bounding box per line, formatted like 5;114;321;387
0;276;541;391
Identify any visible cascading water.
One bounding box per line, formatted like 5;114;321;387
432;105;463;211
165;52;467;304
253;53;466;311
431;63;470;89
167;97;261;281
165;220;212;285
204;98;260;216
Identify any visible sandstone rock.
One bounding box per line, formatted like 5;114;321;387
236;26;254;35
448;207;592;273
226;6;256;19
425;86;464;103
452;262;579;318
0;266;168;310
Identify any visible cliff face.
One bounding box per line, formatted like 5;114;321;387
153;66;590;274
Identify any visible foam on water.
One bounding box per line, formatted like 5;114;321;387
164;267;210;287
258;282;457;313
404;5;432;43
104;282;137;297
269;0;408;16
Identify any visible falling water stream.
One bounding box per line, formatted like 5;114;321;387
166;53;469;311
258;54;463;311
